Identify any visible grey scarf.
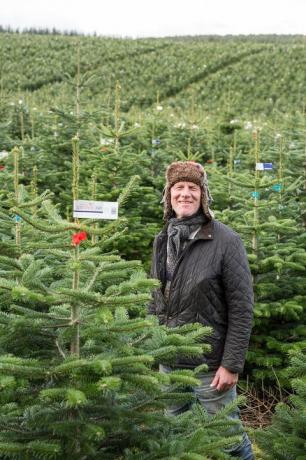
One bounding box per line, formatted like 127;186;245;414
166;212;206;280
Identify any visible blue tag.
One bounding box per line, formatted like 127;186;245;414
152;139;161;146
15;215;22;223
272;184;282;192
251;191;260;199
256;162;273;171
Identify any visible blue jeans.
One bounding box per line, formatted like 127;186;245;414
160;365;254;460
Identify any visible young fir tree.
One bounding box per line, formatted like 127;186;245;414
78;83;174;267
255;350;306;459
0;144;243;459
9;80;169;268
206;126;306;384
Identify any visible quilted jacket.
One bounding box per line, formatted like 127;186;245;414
149;218;254;373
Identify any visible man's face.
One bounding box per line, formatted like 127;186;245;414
170;181;201;219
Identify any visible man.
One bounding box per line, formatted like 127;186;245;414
149;161;254;459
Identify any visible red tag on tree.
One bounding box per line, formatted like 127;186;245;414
72;231;87;245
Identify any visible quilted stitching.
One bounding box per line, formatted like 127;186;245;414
149;220;254;373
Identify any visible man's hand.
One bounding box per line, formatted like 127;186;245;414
210;366;238;392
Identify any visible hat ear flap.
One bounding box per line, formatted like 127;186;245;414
160;186;166;204
200;171;213;220
163;186;173;221
202;170;213;206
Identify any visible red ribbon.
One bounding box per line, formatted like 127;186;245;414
72;231;87;245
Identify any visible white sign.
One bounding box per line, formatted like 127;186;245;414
73;200;118;220
0;151;9;160
256;162;273;171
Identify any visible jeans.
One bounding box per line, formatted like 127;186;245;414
160;365;254;460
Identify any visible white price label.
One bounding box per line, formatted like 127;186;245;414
73;200;118;220
0;151;9;160
256;162;273;171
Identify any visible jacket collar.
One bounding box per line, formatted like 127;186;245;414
194;219;214;240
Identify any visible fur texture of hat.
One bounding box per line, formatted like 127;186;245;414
163;161;213;221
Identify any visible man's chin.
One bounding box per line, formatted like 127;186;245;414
176;211;194;219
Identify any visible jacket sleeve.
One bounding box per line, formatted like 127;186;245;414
221;234;254;374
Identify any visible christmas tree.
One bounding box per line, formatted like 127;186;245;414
256;350;306;459
207;124;306;384
0;144;243;459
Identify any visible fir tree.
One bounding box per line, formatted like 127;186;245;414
0;145;243;459
207;126;306;384
256;350;306;459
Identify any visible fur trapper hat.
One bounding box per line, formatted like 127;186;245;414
163;161;213;221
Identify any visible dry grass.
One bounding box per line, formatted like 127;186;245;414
237;381;290;460
238;378;289;429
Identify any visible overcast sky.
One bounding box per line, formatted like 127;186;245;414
2;0;306;37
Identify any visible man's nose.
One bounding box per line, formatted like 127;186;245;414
181;188;191;196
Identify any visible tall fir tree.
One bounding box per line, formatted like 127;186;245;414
206;124;306;384
0;143;243;459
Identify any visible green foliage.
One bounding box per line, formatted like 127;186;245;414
1;31;306;456
256;350;306;459
0;185;239;458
